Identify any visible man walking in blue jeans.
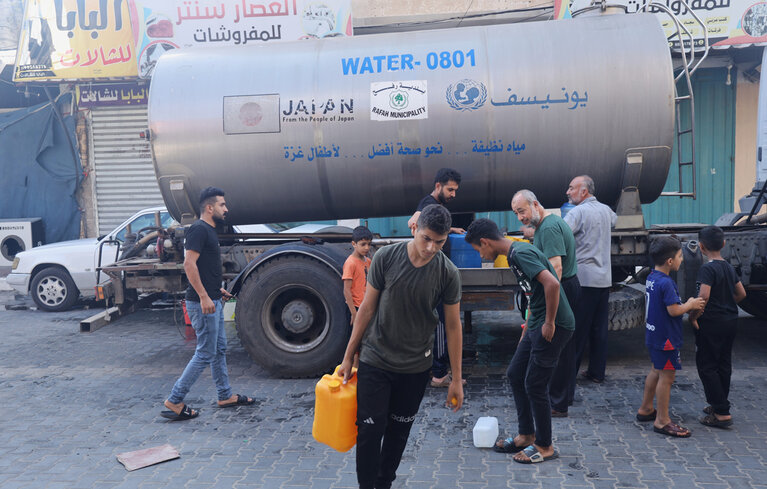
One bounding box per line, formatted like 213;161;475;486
161;187;254;420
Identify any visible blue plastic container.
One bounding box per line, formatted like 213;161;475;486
448;234;481;268
560;202;576;219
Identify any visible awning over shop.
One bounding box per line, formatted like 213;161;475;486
0;93;82;243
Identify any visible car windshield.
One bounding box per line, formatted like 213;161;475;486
114;212;175;242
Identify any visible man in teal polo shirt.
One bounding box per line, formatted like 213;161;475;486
513;189;579;417
465;218;574;464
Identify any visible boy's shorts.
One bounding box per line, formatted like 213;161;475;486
649;348;681;371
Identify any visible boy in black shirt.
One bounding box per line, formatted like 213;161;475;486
689;226;746;428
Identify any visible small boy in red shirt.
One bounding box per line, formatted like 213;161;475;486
343;226;373;326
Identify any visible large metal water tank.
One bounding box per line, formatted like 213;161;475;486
149;13;674;225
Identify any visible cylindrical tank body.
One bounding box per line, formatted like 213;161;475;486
149;13;674;226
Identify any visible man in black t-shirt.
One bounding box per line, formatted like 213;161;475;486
161;187;255;421
407;167;468;236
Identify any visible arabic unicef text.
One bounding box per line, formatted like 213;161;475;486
342;50;476;76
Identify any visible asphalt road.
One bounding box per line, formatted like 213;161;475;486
1;287;766;489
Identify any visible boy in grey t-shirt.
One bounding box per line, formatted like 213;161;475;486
339;204;463;489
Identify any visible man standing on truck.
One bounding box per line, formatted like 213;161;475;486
407;167;468;236
407;167;469;388
564;176;617;385
512;189;579;418
338;204;463;489
160;187;255;421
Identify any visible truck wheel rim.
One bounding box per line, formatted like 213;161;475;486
261;284;330;353
36;276;67;306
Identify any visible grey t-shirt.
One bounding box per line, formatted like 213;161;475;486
360;241;462;373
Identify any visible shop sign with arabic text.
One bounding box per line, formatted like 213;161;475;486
15;0;353;82
15;0;137;81
129;0;353;78
554;0;767;49
76;82;147;107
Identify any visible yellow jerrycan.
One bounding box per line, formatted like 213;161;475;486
312;365;358;452
494;236;530;267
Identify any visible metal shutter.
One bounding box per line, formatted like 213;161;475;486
91;105;164;235
643;68;736;226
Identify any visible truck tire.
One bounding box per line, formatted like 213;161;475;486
235;255;348;377
738;290;767;320
608;284;645;331
30;266;80;312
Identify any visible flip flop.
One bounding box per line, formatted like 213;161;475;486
702;405;713;415
513;445;559;464
581;371;604;384
636;409;657;422
160;404;198;421
699;414;733;428
653;422;691;437
493;437;527;453
218;394;256;408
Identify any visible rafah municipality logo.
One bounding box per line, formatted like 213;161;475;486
446;79;487;111
389;90;408;110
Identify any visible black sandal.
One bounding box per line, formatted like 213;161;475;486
493;437;526;453
699;414;732;428
160;404;199;421
636;409;657;422
218;394;255;408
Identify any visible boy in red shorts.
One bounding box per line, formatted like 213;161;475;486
636;236;704;437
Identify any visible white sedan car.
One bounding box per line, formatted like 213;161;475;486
7;207;176;312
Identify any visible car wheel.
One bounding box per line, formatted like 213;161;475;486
30;267;79;312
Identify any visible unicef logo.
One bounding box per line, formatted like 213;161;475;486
446;79;487;111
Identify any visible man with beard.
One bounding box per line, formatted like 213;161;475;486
511;189;579;418
407;168;467;387
564;176;616;384
161;187;255;420
407;168;466;236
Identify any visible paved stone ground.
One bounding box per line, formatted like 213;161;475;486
1;288;766;489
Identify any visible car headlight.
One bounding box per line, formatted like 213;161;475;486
11;257;19;270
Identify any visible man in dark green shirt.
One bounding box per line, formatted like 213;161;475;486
465;218;574;464
339;204;463;489
512;189;580;417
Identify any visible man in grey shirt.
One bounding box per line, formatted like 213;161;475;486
339;204;463;489
564;175;617;383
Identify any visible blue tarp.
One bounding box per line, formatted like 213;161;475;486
0;94;82;244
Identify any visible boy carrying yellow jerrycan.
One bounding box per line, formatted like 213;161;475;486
313;365;358;452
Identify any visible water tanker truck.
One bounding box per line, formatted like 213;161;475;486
89;10;767;377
